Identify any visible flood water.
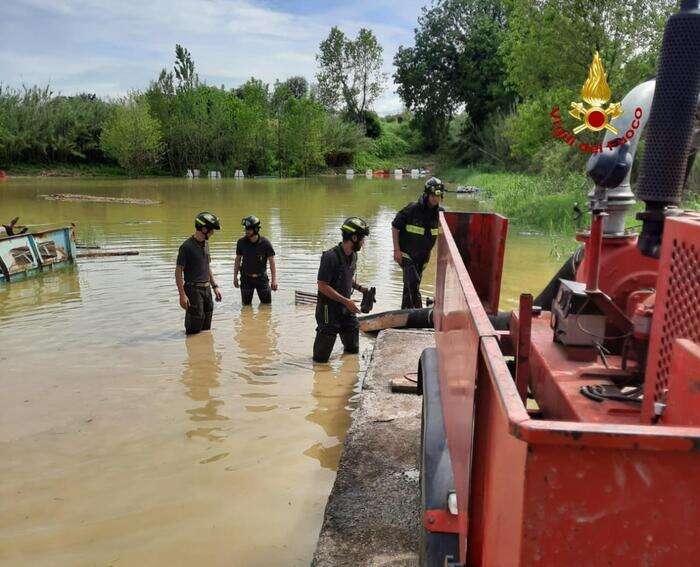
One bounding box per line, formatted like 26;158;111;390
0;176;562;566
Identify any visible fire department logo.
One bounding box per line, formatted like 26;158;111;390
549;51;641;154
569;52;622;134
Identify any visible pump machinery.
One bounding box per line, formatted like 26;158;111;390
416;2;700;565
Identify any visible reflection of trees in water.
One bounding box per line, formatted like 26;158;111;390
181;332;228;442
304;356;361;470
234;305;280;384
0;264;81;319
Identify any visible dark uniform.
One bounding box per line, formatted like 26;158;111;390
392;197;442;309
236;236;275;305
313;244;359;362
177;236;214;334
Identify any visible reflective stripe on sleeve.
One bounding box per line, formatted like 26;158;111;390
405;224;424;235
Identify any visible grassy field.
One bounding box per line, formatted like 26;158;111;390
438;165;700;235
438;166;589;233
4;163;128;177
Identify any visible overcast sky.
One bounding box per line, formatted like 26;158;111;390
0;0;427;114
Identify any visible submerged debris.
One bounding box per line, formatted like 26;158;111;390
40;194;161;205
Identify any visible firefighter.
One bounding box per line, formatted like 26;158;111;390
175;212;222;335
234;215;277;305
392;177;444;309
313;217;371;363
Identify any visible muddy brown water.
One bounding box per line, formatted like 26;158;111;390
0;177;562;565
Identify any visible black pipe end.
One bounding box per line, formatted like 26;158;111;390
636;205;667;259
586;146;632;188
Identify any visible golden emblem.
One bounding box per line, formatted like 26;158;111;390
569;52;622;134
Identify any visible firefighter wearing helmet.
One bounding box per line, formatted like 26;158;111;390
234;215;278;305
313;217;373;363
175;212;222;334
391;177;444;308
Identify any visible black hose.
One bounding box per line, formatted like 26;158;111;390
533;247;584;311
367;248;584;332
405;308;434;328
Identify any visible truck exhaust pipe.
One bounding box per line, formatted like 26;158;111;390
636;0;700;258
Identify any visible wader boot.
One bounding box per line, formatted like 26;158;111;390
401;258;424;309
313;300;360;362
241;274;272;305
184;283;213;334
313;331;337;363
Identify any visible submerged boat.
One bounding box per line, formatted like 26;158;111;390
0;226;77;283
455;185;480;194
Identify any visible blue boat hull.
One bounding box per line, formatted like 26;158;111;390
0;226;77;283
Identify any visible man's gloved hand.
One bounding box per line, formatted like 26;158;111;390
361;286;376;314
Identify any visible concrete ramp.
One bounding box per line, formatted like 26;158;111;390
313;329;434;567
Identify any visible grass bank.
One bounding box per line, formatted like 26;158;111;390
438;165;699;235
4;163;128;178
438;166;589;234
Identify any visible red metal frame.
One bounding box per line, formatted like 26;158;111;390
435;211;700;565
442;212;508;314
434;212;508;562
515;294;533;404
642;214;700;423
423;509;461;534
575;233;658;311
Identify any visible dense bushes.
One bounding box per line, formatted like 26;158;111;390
0;48;408;177
395;0;678;177
0;86;112;166
100;99;164;176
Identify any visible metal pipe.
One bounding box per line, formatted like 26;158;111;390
636;0;700;257
586;81;656;235
516;294;533;404
586;213;606;292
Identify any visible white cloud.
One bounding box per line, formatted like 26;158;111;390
0;0;420;114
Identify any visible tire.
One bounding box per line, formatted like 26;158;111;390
418;348;460;566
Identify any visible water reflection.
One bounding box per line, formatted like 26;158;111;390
0;264;82;318
235;305;280;385
0;176;562;565
304;356;360;470
181;332;228;442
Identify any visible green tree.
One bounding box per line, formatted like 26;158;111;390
280;98;325;176
233;78;273;174
174;44;199;91
503;0;675;99
500;0;675;170
285;76;308;99
100;98;164;176
316;27;386;123
394;0;513;150
321;114;367;167
363;110;382;139
0;85;113;166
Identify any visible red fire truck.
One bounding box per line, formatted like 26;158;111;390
417;3;700;565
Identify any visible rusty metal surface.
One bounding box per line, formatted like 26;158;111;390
434;211;700;565
521;444;700;566
516;294;533;403
423;509;461;534
442;212;507;314
468;337;527;567
664;339;700;426
575;234;659;310
434;212;503;562
642;213;700;423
